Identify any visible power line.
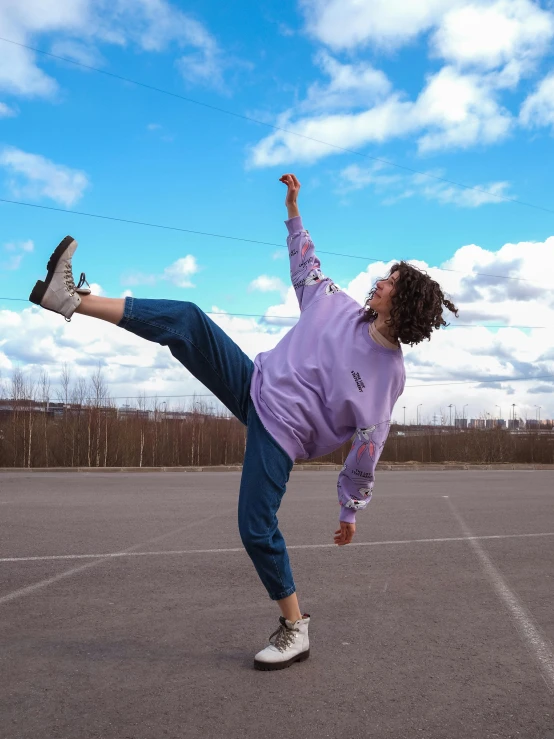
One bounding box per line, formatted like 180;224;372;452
0;197;288;249
0;196;549;288
9;373;553;403
107;371;553;396
0;297;548;329
406;374;554;388
0;35;553;217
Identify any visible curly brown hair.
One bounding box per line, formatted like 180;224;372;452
361;262;459;346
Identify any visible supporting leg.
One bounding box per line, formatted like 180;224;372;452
277;592;303;623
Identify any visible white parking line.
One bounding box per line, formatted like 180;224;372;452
0;513;222;607
1;531;553;563
448;500;554;694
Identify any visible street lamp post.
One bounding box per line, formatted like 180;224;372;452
448;404;453;428
512;403;517;429
535;405;541;422
403;406;406;426
417;404;422;426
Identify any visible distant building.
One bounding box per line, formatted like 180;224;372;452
117;405;150;421
469;419;486;429
454;418;468;429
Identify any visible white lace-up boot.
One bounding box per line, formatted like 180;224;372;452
254;614;310;671
29;236;91;321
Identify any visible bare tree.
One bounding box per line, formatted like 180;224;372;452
39;369;51;467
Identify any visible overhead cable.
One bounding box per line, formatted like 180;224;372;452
9;372;553;404
0;296;548;329
0;36;553;216
0;197;548;287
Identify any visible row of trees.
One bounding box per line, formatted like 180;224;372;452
1;366;553;468
0;366;249;468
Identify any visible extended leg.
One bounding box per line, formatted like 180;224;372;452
76;295;124;324
29;235;255;424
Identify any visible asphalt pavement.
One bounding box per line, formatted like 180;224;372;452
0;470;553;739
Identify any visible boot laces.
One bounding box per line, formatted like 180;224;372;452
63;266;89;296
77;273;89;290
63;263;76;295
268;620;297;652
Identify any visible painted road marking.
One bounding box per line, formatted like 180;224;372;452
448;500;554;694
0;513;222;607
1;531;553;564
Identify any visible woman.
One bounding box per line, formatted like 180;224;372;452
29;173;458;671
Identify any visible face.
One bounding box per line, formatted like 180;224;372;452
368;270;399;315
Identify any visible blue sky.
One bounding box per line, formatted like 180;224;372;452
1;0;554;423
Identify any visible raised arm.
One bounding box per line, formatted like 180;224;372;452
279;172;301;220
279;173;334;312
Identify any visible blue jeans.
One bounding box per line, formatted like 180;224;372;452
119;298;296;601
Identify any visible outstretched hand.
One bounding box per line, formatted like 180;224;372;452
334;521;356;546
279;173;301;218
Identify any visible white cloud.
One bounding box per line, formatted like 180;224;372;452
0;0;227;99
412;65;513;153
1;230;554;419
176;41;223;89
340;163;513;208
0;102;17;117
248;0;554;167
250;64;513;166
431;0;554;72
300;0;462;51
89;283;104;296
301;51;392;112
121;256;199;289
339;162;402;192
163;255;199;288
2;254;23;270
248;275;288;296
50;39;104;67
0;36;59;98
0;147;89;206
520;72;554;129
1;238;34;270
414;175;512;207
4;238;34;253
249;94;413;167
121;271;157;286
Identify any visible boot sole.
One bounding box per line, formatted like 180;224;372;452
254;648;310;671
29;235;75;306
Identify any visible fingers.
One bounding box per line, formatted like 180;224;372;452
279;173;300;189
334;524;355;545
333;529;348;545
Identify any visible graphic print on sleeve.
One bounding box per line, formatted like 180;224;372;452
337;420;391;522
287;223;341;311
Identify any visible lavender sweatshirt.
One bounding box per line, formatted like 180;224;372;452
250;217;406;524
